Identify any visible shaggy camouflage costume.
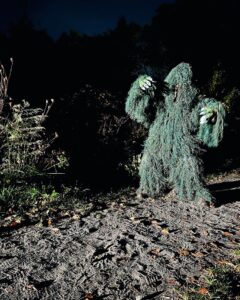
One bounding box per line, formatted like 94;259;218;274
126;63;225;202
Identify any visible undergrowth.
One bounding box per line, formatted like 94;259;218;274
0;183;92;228
0;60;72;228
179;250;240;300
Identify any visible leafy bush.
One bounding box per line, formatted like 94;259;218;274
0;62;68;181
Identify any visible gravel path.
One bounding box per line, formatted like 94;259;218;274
0;184;240;300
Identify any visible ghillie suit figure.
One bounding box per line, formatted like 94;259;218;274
126;63;226;203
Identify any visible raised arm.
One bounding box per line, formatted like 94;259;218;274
125;75;157;128
192;97;226;147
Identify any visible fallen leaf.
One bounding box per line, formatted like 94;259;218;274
60;211;70;217
148;197;155;202
10;216;22;227
72;214;80;221
151;220;161;230
223;231;233;237
235;265;240;273
186;276;196;284
198;287;209;295
84;293;94;300
131;217;140;224
192;251;205;258
149;248;161;256
179;249;190;256
217;260;235;267
151;220;160;226
167;278;178;286
200;230;209;237
51;227;60;234
35;221;43;227
209;242;218;249
161;228;169;235
26;284;37;291
10;219;18;227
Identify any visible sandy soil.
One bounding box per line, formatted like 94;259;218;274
0;176;240;300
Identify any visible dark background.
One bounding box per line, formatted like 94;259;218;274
0;0;240;189
0;0;175;38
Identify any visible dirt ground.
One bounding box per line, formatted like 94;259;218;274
0;173;240;300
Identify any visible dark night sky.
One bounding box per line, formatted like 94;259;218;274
0;0;175;37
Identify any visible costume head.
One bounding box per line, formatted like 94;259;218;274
164;62;193;88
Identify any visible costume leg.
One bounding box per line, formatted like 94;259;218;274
171;155;212;202
138;150;168;197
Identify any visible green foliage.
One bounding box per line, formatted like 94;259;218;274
119;153;142;179
0;182;93;228
0;99;68;179
223;86;240;114
0;62;68;181
208;68;226;96
126;63;226;202
0;100;51;178
0;61;70;225
0;184;59;218
179;260;240;300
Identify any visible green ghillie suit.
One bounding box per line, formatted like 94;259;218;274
126;63;226;202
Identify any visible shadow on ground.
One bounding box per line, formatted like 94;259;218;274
208;180;240;206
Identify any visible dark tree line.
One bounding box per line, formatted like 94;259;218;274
0;0;240;188
1;0;240;100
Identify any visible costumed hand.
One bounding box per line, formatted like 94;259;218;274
138;75;156;91
200;106;217;125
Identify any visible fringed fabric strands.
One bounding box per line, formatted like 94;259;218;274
126;63;226;203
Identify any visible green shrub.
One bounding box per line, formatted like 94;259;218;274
0;61;68;181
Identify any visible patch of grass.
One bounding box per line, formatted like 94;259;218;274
0;183;93;228
178;253;240;300
233;249;240;258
